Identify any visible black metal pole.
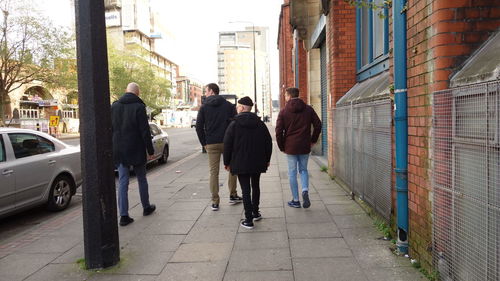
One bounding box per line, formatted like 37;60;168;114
75;0;120;269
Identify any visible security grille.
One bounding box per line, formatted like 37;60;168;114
432;81;499;281
333;100;392;220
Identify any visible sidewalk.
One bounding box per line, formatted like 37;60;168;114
0;143;425;281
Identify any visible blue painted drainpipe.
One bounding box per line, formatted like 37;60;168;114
393;0;409;254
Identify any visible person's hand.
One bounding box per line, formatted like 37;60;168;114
147;154;155;161
267;162;270;167
225;165;230;171
311;142;316;148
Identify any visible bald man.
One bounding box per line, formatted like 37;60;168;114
112;82;156;226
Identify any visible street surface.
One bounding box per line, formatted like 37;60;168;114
0;127;200;242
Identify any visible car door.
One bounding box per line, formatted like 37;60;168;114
8;133;57;208
0;134;16;215
149;124;163;159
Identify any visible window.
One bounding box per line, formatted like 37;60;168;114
0;136;5;162
356;0;389;80
149;124;161;136
8;133;55;159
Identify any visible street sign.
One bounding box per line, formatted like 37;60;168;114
49;116;60;127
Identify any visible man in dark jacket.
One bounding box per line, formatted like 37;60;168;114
224;97;272;229
196;83;241;211
112;82;156;226
276;87;322;209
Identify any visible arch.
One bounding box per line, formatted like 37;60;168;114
23;86;53;101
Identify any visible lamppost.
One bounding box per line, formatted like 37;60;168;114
229;21;258;114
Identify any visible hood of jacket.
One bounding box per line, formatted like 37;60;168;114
204;95;226;107
286;98;306;113
117;92;145;105
235;112;260;129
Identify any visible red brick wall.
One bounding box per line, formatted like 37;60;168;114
278;2;293;108
327;0;357;173
297;39;309;102
406;0;500;270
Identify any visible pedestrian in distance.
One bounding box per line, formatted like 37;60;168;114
111;82;156;226
276;87;322;209
195;83;242;211
223;96;272;229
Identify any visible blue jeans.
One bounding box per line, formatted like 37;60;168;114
117;163;151;217
286;154;309;201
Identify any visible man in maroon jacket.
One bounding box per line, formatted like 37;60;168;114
276;87;322;208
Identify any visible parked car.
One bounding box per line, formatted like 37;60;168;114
148;123;169;164
190;118;196;128
0;128;82;218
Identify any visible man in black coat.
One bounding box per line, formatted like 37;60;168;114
223;96;272;229
196;83;241;211
112;82;156;226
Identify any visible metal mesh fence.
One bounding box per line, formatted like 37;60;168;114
333;100;392;220
432;81;499;281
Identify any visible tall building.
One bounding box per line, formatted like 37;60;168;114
217;27;272;117
104;0;178;94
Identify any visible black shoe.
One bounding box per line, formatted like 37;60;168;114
211;204;219;211
143;204;156;216
119;216;134;226
229;195;243;204
288;200;301;208
302;191;311;208
240;219;254;229
253;212;262;221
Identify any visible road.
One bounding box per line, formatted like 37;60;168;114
0;127;201;242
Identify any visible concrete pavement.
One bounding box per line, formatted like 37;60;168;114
0;142;424;281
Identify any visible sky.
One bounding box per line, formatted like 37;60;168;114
37;0;283;100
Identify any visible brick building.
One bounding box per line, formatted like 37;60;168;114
278;0;500;279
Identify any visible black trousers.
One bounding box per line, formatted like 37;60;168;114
237;173;261;221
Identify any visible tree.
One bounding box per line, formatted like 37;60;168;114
0;0;73;125
107;42;171;118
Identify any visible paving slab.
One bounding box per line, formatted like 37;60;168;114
257;207;285;218
184;225;237;243
326;203;366;216
290;238;352;258
112;250;173;275
234;231;289;250
145;220;196;235
293;257;368;281
169;243;233;263
287;222;341;239
87;274;156;281
351;245;413;269
238;218;286;233
333;214;375;229
23;263;88;281
340;227;389;247
17;235;81;254
227;248;292;272
363;265;427;281
126;234;184;253
157;261;227;281
223;270;294;281
0;253;59;281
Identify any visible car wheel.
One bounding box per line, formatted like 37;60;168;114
47;175;74;211
158;145;169;164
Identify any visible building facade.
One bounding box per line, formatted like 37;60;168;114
278;0;500;279
217;27;272;118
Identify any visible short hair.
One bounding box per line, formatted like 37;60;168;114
285;87;299;98
205;83;220;95
126;82;140;95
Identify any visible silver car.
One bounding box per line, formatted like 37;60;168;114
0;128;82;218
148;123;169;164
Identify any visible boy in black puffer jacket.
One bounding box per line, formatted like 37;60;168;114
223;97;272;229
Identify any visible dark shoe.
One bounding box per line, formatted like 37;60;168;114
211;204;219;211
240;219;254;229
302;191;311;208
143;204;156;216
229;195;243;204
288;200;301;208
119;216;134;226
253;212;262;221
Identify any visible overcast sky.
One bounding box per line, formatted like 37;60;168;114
38;0;283;99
